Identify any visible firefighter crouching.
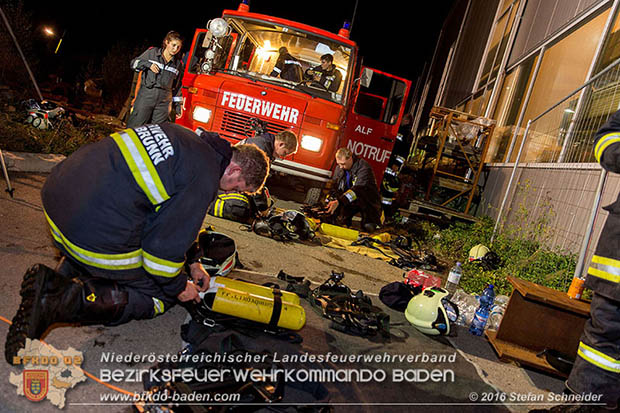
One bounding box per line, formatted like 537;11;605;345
325;147;382;233
4;123;269;364
565;109;620;409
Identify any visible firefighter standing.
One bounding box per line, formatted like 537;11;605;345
127;31;184;128
5;123;269;364
326;147;382;233
270;47;303;82
305;53;342;92
565;109;620;409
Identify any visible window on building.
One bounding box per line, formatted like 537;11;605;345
478;1;520;88
595;9;620;73
517;10;609;163
487;54;538;162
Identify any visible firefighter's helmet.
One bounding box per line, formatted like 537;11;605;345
468;244;501;270
405;287;458;336
197;230;237;276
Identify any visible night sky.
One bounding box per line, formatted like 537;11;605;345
27;0;454;85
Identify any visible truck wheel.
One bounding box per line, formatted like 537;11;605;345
304;187;322;206
25;115;34;124
32;117;43;129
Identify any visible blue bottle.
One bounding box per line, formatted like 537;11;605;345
469;284;495;336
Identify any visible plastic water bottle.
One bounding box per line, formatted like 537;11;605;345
469;284;495;336
445;262;462;297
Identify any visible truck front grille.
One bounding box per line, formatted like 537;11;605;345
219;110;290;138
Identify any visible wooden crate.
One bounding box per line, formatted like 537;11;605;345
486;276;590;377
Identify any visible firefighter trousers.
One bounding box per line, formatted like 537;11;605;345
567;210;620;408
127;87;172;128
57;255;178;325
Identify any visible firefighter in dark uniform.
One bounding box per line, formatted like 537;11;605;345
326;147;382;233
208;130;298;219
4;123;269;364
270;47;303;82
305;53;342;92
564;110;620;410
127;31;184;128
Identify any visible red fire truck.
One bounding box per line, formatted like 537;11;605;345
176;1;411;196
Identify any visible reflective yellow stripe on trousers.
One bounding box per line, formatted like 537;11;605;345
111;130;170;205
578;342;620;373
44;210;142;270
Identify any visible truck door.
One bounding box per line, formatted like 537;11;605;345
344;67;411;183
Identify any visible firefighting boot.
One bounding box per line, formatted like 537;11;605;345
5;264;128;364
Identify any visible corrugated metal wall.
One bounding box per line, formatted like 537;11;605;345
442;0;500;107
479;164;619;262
508;0;607;67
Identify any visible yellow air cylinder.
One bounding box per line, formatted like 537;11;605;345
210;276;300;305
319;223;359;241
203;281;306;331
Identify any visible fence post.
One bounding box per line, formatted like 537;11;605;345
573;169;607;280
491;120;532;244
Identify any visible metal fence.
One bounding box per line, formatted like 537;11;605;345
490;57;620;281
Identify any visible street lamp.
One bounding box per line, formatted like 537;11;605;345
43;26;66;54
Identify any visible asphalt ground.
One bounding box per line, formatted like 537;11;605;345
0;172;569;413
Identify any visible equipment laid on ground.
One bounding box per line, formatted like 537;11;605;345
405;287;459;336
252;210;315;241
197;276;306;331
309;271;390;338
468;244;501;270
186;228;238;276
22;99;65;130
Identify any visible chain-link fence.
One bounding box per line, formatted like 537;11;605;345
489;57;620;281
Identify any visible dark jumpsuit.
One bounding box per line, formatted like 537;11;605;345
567;109;620;408
329;156;382;230
127;47;184;128
41;124;231;323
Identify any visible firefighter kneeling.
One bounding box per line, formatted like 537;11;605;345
5;124;270;364
324;147;383;233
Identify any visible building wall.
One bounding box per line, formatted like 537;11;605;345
415;0;620;271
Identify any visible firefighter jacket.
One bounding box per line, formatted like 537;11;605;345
590;109;620;301
131;47;184;105
305;63;342;92
41;123;232;298
239;133;275;162
330;156;381;211
270;52;302;82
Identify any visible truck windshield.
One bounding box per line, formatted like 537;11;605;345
191;16;353;104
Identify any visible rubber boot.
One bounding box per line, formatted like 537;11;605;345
5;264;128;364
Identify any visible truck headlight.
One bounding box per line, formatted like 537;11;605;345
207;18;230;38
301;135;322;152
193;106;212;124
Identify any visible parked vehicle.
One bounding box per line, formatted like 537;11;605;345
175;1;411;197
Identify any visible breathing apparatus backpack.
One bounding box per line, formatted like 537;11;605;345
207;191;254;223
252;210;315;242
309;271;390;339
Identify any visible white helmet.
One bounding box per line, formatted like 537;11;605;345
405;287;459;336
